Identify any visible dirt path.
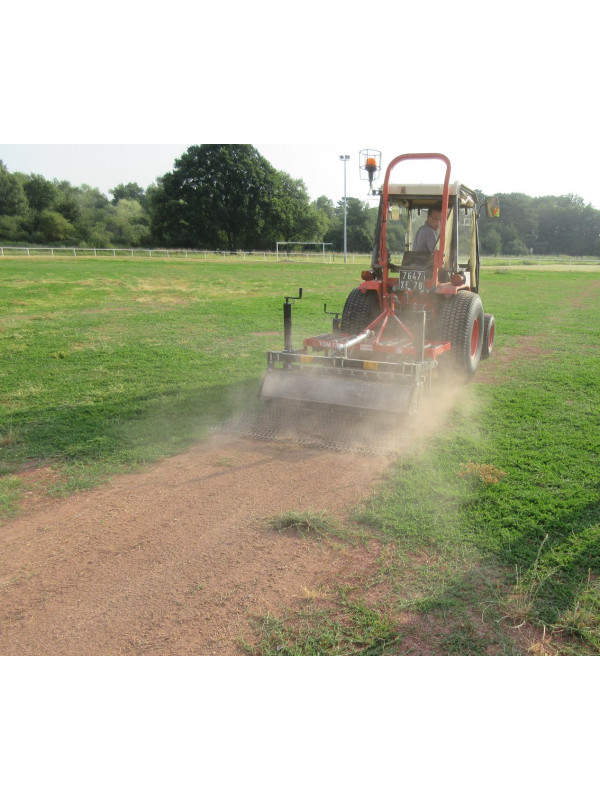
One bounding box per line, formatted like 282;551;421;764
1;434;389;656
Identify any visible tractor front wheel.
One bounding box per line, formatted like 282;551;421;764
437;291;484;379
341;288;380;336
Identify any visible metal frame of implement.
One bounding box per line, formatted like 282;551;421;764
261;295;449;415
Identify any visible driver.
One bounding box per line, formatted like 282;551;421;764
413;205;442;253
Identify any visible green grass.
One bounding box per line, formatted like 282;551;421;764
2;257;599;654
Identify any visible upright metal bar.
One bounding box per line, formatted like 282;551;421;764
283;301;293;351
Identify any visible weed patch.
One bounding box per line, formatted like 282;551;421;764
458;462;507;485
440;621;491;655
267;509;363;544
247;588;402;656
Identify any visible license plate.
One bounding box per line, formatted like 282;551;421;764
398;270;426;292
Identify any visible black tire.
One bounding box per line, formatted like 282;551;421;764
481;313;495;360
437;290;484;379
340;288;380;335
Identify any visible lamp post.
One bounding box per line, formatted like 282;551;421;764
339;154;350;263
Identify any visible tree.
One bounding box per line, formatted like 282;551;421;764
269;173;329;243
0;162;29;216
534;194;600;256
34;210;76;243
0;214;29;242
499;193;537;250
76;185;110;210
314;195;336;221
52;181;81;223
478;192;535;254
150;144;283;249
500;222;528;255
104;199;151;246
325;198;376;251
479;227;502;255
110;182;147;207
23;174;58;212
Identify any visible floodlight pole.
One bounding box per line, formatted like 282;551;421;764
339;155;350;263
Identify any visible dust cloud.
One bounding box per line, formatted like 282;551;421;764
216;369;478;458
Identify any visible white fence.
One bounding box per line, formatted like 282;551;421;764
0;246;364;263
1;246;599;269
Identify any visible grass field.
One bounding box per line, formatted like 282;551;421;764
1;256;599;654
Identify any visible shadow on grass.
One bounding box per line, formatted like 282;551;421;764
1;377;263;469
442;481;600;650
501;488;600;627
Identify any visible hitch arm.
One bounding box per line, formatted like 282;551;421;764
324;303;342;332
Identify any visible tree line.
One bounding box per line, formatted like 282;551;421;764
478;191;600;256
2;145;600;256
0;145;375;253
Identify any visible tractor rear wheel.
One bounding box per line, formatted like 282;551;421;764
341;288;380;336
481;313;495;360
437;290;484;379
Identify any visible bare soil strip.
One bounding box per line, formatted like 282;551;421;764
1;435;388;656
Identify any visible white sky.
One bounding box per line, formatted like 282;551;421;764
2;1;598;209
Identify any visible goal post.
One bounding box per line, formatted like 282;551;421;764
276;242;333;263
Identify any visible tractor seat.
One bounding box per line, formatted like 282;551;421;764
401;251;433;269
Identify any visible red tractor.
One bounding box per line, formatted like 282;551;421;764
260;152;496;416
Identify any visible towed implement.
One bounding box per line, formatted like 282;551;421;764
260;152;496;418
